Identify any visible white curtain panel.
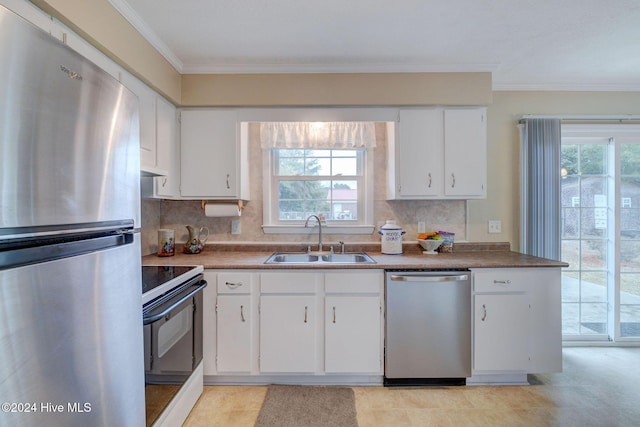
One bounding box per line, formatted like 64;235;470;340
519;118;561;260
260;122;376;149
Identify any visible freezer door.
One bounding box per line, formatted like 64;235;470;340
0;5;140;229
0;235;144;427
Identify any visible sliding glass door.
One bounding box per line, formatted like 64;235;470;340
620;143;640;338
561;125;640;342
560;139;609;337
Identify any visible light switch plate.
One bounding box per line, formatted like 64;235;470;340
231;219;241;235
488;220;502;234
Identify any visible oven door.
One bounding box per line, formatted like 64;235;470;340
143;277;205;384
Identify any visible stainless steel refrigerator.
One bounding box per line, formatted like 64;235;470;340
0;5;145;427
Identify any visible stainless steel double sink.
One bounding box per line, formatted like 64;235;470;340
264;252;376;265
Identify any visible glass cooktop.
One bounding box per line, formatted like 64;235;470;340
141;265;198;295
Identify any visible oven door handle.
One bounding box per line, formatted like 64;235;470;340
143;281;207;325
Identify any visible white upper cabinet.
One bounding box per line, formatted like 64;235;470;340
120;72;170;176
388;107;487;199
153;97;179;197
180;109;249;199
395;109;444;197
443;109;487;197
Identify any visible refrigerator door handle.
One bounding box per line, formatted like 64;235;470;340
0;231;134;270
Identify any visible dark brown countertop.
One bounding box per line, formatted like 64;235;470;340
142;241;568;270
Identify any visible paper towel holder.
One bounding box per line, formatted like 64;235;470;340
201;199;245;211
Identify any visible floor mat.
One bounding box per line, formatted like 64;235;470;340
254;385;358;427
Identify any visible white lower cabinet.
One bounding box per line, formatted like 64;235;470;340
203;271;257;376
473;293;530;371
216;294;253;372
259;272;321;373
203;269;383;382
260;295;319;372
324;271;383;374
470;268;562;383
325;296;381;373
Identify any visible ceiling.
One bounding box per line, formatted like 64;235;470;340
112;0;640;91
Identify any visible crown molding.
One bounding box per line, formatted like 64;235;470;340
108;0;183;72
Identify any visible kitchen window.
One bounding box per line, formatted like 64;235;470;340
260;122;376;234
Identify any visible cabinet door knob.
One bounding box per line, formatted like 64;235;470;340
427;172;432;188
451;173;456;188
304;306;308;323
226;173;230;189
240;305;246;322
493;280;511;285
332;306;336;324
481;304;487;321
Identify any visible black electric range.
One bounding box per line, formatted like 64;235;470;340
141;265;204;305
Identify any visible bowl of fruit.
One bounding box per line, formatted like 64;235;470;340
417;232;443;255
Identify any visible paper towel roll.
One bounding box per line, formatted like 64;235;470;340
204;203;242;217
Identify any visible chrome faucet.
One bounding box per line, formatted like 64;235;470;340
304;214;323;253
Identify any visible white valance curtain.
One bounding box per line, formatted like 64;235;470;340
260;122;376;149
519;118;561;260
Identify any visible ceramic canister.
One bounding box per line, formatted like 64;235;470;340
378;220;406;254
157;229;175;257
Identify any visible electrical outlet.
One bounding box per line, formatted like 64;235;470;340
231;219;241;235
488;220;502;234
418;221;426;233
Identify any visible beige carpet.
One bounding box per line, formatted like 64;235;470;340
254;385;358;427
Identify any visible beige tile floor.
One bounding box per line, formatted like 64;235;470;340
184;347;640;426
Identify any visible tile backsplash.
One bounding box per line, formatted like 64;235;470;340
141;123;466;256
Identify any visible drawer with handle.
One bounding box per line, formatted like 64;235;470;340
217;272;252;294
472;269;530;293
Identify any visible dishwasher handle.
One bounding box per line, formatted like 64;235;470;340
389;274;469;282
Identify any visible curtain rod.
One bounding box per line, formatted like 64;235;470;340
521;114;640;121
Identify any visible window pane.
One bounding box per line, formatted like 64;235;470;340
580;240;606;270
329;180;358;220
279;156;304;176
562;272;580;303
561;240;580;267
620;241;640;272
621;144;640;175
579;303;607;334
621;177;640;238
561;176;580;207
332;157;358;175
580;271;607;302
581;208;606;238
580;177;607;207
580;144;607;175
561;207;580;238
309;158;330;175
620;273;640;304
278;180;330;220
561;144;578;176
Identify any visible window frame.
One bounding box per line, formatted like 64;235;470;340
262;145;375;235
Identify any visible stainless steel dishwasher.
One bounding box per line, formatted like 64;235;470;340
384;270;471;386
